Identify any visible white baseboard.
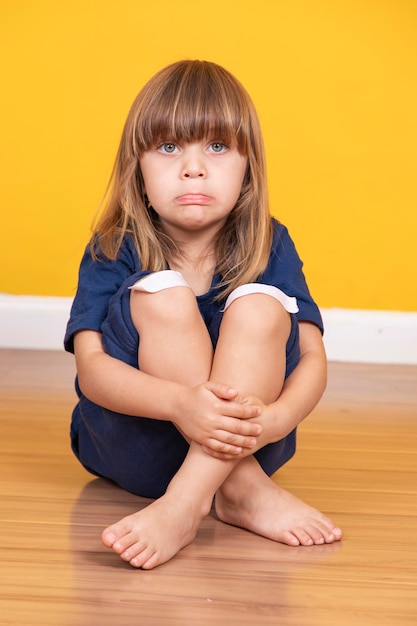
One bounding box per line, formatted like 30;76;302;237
0;295;72;351
0;294;416;364
320;308;417;365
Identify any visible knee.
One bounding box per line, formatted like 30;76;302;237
130;284;198;330
223;293;291;338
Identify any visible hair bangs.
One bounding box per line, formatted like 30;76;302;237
135;61;251;155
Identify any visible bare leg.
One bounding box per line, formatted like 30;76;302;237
131;285;214;385
102;289;341;569
212;294;342;546
102;440;239;569
102;286;241;568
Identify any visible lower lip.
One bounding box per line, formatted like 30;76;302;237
176;195;211;205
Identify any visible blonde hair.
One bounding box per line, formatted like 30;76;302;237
92;60;273;299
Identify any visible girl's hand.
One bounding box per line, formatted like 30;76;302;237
173;381;263;456
201;394;279;460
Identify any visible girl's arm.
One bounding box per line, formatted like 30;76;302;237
74;329;185;420
209;321;326;457
73;330;262;455
266;321;327;441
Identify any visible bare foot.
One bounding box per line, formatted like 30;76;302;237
215;469;342;547
101;492;206;569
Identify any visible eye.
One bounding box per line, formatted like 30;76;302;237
158;142;179;154
209;142;228;153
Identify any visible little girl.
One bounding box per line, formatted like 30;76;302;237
65;59;342;570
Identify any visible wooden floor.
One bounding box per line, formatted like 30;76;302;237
0;350;416;626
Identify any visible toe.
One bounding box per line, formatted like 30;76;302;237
278;530;301;546
332;526;343;540
283;529;307;546
102;520;132;550
140;551;160;570
130;546;156;569
292;527;315;546
101;530;117;547
319;514;343;542
112;534;138;555
303;524;326;545
318;521;339;544
121;538;147;562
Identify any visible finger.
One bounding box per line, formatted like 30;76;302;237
220;401;261;420
208;430;259;453
205;381;238;400
222;417;262;438
204;438;243;456
219;430;258;450
201;446;241;460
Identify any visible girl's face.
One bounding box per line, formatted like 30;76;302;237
140;139;247;241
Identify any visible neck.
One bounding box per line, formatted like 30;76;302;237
164;233;217;295
159;221;221;265
171;247;216;275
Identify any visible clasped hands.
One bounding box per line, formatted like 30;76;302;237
174;381;272;460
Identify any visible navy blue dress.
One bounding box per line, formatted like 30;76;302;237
64;220;323;498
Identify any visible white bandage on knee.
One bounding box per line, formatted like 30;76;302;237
223;283;299;313
129;270;191;293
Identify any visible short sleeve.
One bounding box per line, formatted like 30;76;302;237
260;221;323;333
64;237;141;353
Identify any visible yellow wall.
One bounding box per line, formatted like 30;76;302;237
1;0;416;311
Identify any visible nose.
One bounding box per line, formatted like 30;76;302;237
181;146;206;178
